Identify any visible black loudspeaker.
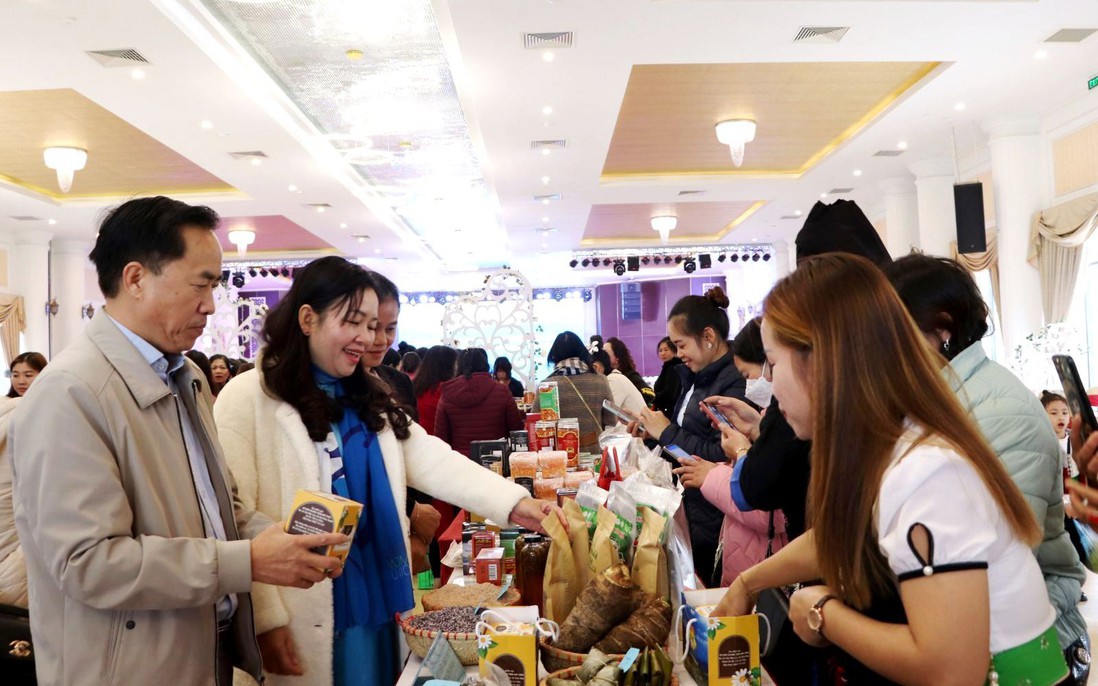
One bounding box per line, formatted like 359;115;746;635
627;256;640;272
699;254;712;269
954;183;987;254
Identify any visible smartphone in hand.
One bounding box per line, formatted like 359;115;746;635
602;399;640;425
1053;354;1098;443
664;444;695;463
699;402;732;429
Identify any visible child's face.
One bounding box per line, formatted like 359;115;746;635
1046;400;1071;438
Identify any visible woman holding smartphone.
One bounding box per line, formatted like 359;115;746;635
715;254;1066;685
635;286;748;587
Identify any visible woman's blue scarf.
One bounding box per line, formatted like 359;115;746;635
313;367;414;632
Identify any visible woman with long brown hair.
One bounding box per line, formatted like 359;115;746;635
716;254;1065;684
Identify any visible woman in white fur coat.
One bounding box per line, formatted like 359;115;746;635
215;257;556;686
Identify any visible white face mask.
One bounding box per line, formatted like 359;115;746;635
744;376;773;408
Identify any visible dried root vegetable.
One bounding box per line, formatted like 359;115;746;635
554;564;636;652
594;594;672;654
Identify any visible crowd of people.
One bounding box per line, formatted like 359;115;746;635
0;193;1092;686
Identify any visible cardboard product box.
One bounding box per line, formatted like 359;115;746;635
476;547;505;585
284;490;363;564
681;588;764;686
477;606;541;686
538;382;560;421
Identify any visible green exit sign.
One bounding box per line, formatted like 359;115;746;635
1090;75;1098;90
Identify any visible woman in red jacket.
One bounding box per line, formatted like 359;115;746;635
435;348;526;457
413;345;458;436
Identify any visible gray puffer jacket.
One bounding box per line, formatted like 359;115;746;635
949;342;1086;648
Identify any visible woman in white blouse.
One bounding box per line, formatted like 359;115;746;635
591;348;646;417
715;254;1067;685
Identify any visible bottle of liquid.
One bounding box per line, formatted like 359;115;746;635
517;534;550;615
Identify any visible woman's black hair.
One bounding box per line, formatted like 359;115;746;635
208;353;236;377
731;318;765;365
459;348;490;379
606;337;638;375
547;331;592;367
667;286;731;341
657;336;677;354
884;254;989;362
401;352;421;375
370;270;400;307
413;346;459;396
591;350;612;375
493;356;513;379
260;256;411;442
7;352;47;398
184;350;215;394
382;348;401;367
1041;390;1068;408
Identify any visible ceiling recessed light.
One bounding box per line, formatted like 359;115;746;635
200;120;213;130
752;238;758;243
541;148;551;156
541;175;550;185
47;219;57;225
339;222;348;229
542;106;553;116
250;158;262;166
897;141;908;150
542;50;555;62
315;206;325;213
374;248;381;254
820;193;828;199
794;210;802;217
542;216;550;223
357;236;366;243
130;68;145;80
954;102;966;111
288;184;298;192
853;169;862;177
542;198;550;205
1034;49;1048;60
345;48;364;60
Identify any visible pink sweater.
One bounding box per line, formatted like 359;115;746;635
700;463;789;587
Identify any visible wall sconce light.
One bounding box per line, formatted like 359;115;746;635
227;228;256;256
714;119;757;168
81;303;95;320
43;147;88;193
45;298;59;316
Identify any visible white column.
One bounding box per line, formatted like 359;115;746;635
985;116;1046;351
879;176;921;259
51;241;90;355
770;241;793;280
13;230;52;355
909;158;957;257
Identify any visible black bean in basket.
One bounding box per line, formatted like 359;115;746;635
407;606;479;634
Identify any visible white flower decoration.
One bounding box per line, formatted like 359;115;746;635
477;635;493;650
707;618;722;632
732;668;751;686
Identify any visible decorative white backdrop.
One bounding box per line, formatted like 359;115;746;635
194;285;269;361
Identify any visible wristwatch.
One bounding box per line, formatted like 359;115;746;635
807;594;838;637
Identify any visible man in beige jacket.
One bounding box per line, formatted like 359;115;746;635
10;197;347;686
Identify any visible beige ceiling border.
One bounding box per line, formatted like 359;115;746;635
600;62;946;183
580;200;766;247
0;176;250;206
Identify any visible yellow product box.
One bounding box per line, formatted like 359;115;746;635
476;607;547;686
284;490;363;563
679;588;766;686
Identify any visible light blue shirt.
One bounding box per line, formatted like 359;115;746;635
105;313;236;622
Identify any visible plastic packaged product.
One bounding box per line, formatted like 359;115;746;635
538;381;561;421
556;488;578;507
556;418;580;468
500;529;521;576
575;480;610;538
535;421;558;451
538;450;568;479
564;470;595;490
525;412;541;448
508;452;539;479
534;476;564;501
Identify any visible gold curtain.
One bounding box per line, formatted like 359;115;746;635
1029;191;1098;323
950;230;1001;328
0;295;25;364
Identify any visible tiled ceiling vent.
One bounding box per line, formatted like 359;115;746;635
677;190;706;196
85;49;149;67
828;187;854;194
228;151;269;161
780;215;802;220
523;32;574;49
533;194;561;202
530;140;567;151
1044;28;1097;43
874;149;905;157
793;27;849;44
9;216;41;221
303;203;332;209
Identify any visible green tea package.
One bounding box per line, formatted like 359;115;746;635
576;480;610;539
606;482;637;566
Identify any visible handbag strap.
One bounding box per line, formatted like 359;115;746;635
765;510;776;559
561;376;601;427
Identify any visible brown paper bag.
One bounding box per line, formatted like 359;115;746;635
563;499;591;591
631;506;668;596
590;506;621;575
542;510;580;624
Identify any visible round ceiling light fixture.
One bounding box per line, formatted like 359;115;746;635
650;215;677;244
714;119;757;167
